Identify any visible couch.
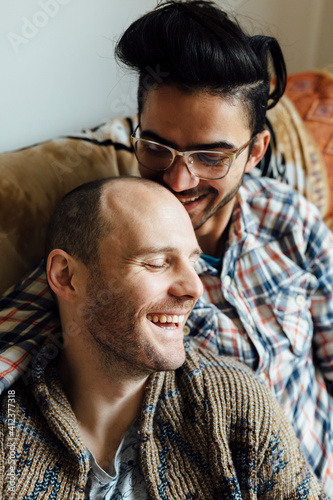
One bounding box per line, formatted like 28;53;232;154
1;67;333;295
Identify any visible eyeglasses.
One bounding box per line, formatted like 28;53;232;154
131;126;255;180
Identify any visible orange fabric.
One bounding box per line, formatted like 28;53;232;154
285;68;333;231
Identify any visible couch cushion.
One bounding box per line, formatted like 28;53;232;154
0;117;139;294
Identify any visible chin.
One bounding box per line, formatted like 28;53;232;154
152;350;186;372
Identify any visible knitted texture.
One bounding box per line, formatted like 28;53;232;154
0;344;328;499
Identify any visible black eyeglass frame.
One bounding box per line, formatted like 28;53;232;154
131;125;256;181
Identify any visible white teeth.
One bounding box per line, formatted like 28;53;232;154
147;314;185;324
180;196;199;204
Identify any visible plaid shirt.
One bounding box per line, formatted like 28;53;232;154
0;175;332;496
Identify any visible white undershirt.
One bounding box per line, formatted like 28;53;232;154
85;420;150;500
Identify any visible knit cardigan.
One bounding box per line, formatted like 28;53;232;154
0;344;327;500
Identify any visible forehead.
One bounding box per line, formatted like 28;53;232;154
100;187;199;258
129;202;197;252
140;86;250;147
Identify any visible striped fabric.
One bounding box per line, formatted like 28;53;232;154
0;262;58;393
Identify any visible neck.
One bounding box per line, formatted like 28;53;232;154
196;199;234;257
58;343;147;471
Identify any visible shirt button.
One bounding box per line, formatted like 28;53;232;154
223;275;231;287
296;295;305;306
183;325;191;336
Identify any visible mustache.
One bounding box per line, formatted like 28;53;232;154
163;185;218;198
147;298;196;315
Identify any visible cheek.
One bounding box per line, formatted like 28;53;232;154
133;278;171;312
208;180;225;200
212;166;244;194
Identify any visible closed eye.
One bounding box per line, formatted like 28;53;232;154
194;152;229;166
145;261;168;270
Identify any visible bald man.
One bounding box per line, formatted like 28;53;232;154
0;178;326;499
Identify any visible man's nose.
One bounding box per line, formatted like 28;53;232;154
163;156;200;192
171;262;203;301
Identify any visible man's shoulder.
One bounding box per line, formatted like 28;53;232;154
242;174;303;202
182;345;265;391
150;346;269;421
0;358;61;418
241;174;322;215
238;174;325;238
171;346;282;431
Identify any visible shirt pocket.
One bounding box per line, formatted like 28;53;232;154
268;286;312;356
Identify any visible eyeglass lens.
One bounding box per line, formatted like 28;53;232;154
134;140;230;179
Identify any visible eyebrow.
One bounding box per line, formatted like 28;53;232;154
140;128;237;151
136;245;202;258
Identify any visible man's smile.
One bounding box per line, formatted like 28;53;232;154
147;313;185;329
170;187;217;213
177;193;206;205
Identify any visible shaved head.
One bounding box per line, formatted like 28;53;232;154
45;176;192;267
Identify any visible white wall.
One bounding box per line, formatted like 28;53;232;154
231;0;331;73
1;0;332;153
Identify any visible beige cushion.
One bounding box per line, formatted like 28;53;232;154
0;117;139;294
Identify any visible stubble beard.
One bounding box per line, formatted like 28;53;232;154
82;269;147;379
83;269;192;379
191;174;244;231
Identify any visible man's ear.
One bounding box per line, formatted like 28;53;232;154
245;129;270;174
47;249;83;303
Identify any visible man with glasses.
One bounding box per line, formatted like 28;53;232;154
1;0;333;496
115;1;333;496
